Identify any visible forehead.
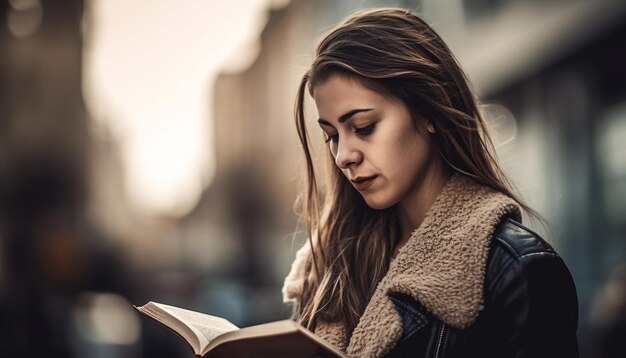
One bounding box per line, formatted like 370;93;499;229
313;75;387;117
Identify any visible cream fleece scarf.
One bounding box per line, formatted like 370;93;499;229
282;173;521;357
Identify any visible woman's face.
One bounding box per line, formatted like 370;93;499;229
313;74;439;210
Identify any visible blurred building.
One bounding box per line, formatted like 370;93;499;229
0;0;89;356
0;1;146;357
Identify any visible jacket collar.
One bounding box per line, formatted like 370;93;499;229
282;173;521;356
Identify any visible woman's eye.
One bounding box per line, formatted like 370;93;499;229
355;123;375;136
324;134;338;144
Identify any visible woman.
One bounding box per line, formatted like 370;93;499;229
282;8;579;357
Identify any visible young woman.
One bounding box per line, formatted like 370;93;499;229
282;8;579;357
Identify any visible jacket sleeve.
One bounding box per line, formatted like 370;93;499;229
488;250;579;357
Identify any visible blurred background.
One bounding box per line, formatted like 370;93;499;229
0;0;625;357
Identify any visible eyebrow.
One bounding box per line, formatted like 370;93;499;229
317;108;373;126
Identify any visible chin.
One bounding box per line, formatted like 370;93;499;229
361;194;396;210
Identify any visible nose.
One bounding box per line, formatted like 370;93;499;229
334;137;362;169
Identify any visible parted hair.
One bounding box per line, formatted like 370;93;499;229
293;7;537;338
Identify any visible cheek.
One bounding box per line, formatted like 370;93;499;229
376;131;433;190
377;130;426;173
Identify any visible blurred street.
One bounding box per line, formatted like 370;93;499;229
1;0;625;357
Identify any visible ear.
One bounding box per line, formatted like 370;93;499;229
426;122;435;134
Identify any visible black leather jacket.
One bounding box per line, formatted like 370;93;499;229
386;217;579;357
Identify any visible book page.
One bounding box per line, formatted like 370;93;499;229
193;324;231;343
154;303;239;350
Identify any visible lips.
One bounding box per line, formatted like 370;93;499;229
351;175;377;191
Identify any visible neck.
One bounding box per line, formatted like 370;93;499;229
396;164;451;254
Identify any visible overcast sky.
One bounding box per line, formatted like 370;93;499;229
83;0;273;217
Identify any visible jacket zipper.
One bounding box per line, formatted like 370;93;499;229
434;322;446;358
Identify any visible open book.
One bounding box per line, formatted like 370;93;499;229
134;301;347;358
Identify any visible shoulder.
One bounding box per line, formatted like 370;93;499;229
477;219;579;355
484;216;578;313
484;215;573;286
489;216;557;263
484;216;577;300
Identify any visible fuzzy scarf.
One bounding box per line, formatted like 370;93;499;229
282;173;521;357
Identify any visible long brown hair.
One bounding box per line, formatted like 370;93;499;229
293;8;538;337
